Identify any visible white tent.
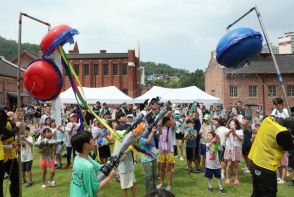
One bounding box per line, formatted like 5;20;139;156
60;86;134;104
134;86;221;104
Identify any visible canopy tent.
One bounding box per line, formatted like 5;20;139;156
134;86;221;104
60;86;133;104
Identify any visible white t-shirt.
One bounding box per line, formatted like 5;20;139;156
215;126;229;147
21;136;33;162
225;129;244;149
271;108;289;119
65;122;80;147
205;142;221;169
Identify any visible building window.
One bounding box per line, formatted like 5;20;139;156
287;85;294;97
229;85;238;98
103;64;108;75
93;64;99;75
122;89;128;95
249;85;257;97
113;64;118;75
268;85;277;97
122;64;128;75
83;64;89;76
74;64;79;75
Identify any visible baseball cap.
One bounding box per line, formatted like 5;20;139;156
70;113;77;118
203;114;211;120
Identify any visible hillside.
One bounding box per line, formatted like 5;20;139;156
0;36;204;89
0;36;39;60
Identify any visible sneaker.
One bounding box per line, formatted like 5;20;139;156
219;188;226;194
288;181;294;186
242;167;248;170
225;178;230;184
63;163;71;169
277;179;285;184
193;169;201;174
277;177;281;182
243;169;250;174
55;163;62;169
25;182;33;187
157;184;163;189
180;157;184;161
208;188;213;192
234;179;240;185
221;173;225;179
41;184;46;189
48;180;56;187
166;185;172;191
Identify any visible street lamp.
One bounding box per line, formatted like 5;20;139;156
17;12;50;196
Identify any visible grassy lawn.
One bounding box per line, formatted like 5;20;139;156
4;149;293;197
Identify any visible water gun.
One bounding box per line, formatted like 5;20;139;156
97;123;145;181
209;134;220;160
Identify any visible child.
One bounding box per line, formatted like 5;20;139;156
205;132;225;193
70;131;116;197
199;114;212;172
21;126;34;187
184;119;198;173
115;112;138;197
224;119;244;185
38;128;57;189
51;122;65;169
157;116;175;191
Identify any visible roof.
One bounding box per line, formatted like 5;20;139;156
11;50;37;63
226;53;294;74
66;53;129;59
0;56;25;78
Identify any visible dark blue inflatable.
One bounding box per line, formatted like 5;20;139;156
216;27;263;68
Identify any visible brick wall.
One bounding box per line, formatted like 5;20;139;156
205;53;294;116
62;50;139;98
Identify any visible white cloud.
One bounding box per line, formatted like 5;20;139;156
0;0;293;71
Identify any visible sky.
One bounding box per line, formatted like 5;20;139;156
0;0;293;71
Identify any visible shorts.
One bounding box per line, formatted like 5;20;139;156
40;158;55;168
22;160;33;172
98;145;111;159
242;147;251;157
176;133;184;140
205;168;221;179
119;171;136;189
200;144;206;156
218;146;225;161
186;147;197;161
157;152;175;164
224;146;242;161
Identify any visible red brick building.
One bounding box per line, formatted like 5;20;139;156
11;50;36;69
63;43;140;98
205;52;294;115
0;56;27;108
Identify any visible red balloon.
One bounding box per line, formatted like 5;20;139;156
24;59;63;101
40;24;71;54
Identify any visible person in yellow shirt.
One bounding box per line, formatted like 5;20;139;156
248;116;294;197
0;110;19;197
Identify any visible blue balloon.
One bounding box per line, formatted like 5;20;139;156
216;27;263;68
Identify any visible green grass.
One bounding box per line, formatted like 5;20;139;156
4;149;294;197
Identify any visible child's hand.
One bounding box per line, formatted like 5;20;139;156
109;168;117;178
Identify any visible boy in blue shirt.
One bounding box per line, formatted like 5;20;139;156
70;131;116;197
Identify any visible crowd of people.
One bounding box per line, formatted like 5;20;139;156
0;97;293;197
